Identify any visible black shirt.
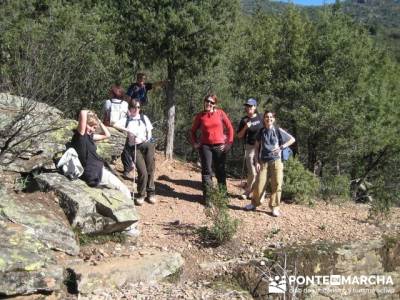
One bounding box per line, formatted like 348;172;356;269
237;114;263;145
71;131;103;186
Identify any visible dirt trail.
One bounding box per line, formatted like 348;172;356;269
3;152;400;298
114;152;400;280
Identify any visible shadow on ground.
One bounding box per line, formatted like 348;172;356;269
155;181;203;203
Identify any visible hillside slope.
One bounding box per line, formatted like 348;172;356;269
241;0;400;60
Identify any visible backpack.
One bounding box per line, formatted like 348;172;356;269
109;99;126;125
276;127;293;161
57;148;84;180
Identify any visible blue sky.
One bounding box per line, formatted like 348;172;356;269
278;0;337;5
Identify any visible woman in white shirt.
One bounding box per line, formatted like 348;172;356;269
113;100;156;206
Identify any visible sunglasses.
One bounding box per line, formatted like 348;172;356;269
204;99;215;105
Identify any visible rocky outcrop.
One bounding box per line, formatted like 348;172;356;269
0;220;64;296
72;250;184;295
35;172;138;234
0;189;79;255
0;93;126;173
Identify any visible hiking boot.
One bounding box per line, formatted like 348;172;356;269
244;204;256;211
135;196;145;206
272;207;280;217
147;195;157;204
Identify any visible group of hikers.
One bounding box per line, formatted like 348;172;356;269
69;72;295;218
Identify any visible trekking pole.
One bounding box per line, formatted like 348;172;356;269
132;142;137;201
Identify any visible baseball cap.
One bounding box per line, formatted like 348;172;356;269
244;98;257;106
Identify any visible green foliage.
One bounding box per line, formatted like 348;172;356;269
368;190;392;220
74;228;127;246
230;5;400;208
200;186;239;246
368;176;397;219
112;0;240;157
283;158;320;205
0;0;126;117
13;176;31;193
320;174;351;202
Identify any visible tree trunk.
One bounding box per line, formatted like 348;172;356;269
164;65;176;159
307;135;317;172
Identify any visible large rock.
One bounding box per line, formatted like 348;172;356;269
0;188;79;256
0;220;64;296
73;250;184;295
35;172;138;234
0;93;126;173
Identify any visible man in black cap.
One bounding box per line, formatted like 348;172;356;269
237;98;264;203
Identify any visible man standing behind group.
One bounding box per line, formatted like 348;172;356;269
126;72;166;106
237;98;263;200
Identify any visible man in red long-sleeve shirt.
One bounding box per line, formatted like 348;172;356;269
191;94;234;206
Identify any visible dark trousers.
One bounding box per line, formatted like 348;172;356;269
199;144;227;203
125;142;155;198
122;140;134;173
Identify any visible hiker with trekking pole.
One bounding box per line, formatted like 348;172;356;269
237;98;263;201
113;100;156;206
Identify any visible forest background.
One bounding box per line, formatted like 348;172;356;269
0;0;399;214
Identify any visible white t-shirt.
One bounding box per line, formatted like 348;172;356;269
115;114;153;145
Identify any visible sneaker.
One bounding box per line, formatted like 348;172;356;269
135;196;145;206
147;195;157;204
240;193;248;200
244;204;256;211
124;224;140;237
272;207;280;217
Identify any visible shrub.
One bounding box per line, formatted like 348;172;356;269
320;174;351;202
368;177;396;219
73;228;127;246
200;186;239;246
282;158;320;205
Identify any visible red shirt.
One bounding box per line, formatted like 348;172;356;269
191;109;234;145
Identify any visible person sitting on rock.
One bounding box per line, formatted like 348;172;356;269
70;110;132;200
113;100;156;206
